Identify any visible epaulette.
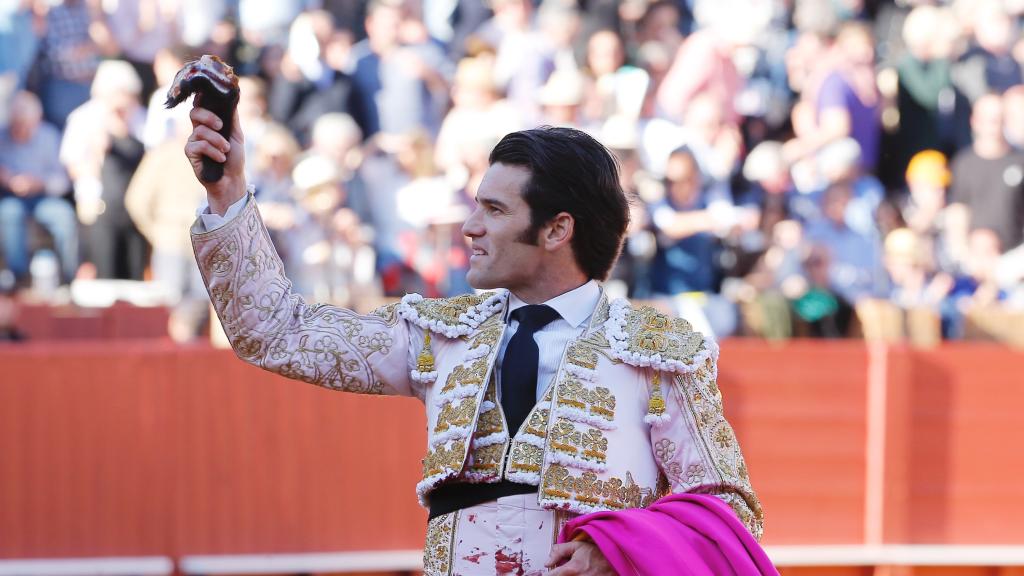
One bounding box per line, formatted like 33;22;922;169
397;291;506;338
604;298;717;373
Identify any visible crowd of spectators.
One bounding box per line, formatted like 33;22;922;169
2;0;1024;342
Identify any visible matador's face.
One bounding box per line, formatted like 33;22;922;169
461;163;544;293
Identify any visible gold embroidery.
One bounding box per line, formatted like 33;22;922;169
441;358;487;392
566;342;598;369
370;301;400;324
434;397;478;433
541;465;658;510
523;408;549;437
588;387;616;420
623;305;706;367
549;420;581;455
507;442;544;473
468;443;505;472
556;378;587;410
423;511;457;576
668;369;764;539
422;439;468;478
410;292;498;328
580;428;608;461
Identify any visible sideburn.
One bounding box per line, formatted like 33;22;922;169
514;220;543;246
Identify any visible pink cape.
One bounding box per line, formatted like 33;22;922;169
557;493;779;576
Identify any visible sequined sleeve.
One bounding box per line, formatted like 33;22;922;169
649;354;765;540
191;193;420;399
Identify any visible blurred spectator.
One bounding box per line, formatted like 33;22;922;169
656;11;741;126
251;122;302;231
883;227;946;310
894;150;956;274
891;5;963;177
0;0;39;90
741;140;792;238
143;44;193;150
349;0;451;138
792;243;854;338
786;22;881;172
61;60;148;280
434;55;521;173
178;0;228;49
951;2;1022;104
282;154;374;304
948;93;1024;264
538;69;585;127
236;76;272;183
0;91;76;286
804;182;887;306
124;113;207;341
103;0;181;99
268;10;354;144
649;147;728;296
941;228;1009;336
36;0;113;129
238;0;311;49
580;29;649;122
305;112;372;224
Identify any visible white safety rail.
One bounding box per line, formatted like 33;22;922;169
179;551;424;574
766;545;1024;566
0;557;173;576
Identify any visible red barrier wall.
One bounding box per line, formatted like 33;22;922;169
1;339;1022;560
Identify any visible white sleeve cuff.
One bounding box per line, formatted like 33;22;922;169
195;188;253;232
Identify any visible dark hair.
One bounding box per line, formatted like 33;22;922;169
489;126;629;280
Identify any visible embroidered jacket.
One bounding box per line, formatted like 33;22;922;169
191;196;764;539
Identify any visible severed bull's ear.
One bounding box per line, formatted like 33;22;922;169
165;55;240;182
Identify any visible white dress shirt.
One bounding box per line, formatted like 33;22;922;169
498;280;601;402
195;192;250;233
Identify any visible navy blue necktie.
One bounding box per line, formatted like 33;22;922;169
501;304;561;436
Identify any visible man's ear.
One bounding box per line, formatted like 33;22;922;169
543;212;575;252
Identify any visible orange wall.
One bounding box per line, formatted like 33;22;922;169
1;339;1023;559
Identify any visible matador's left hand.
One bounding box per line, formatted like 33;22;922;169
545;540;616;575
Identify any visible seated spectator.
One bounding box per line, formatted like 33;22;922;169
0;91;77;287
792;244;855;338
648;147;741;335
804;182;887;305
940;228;1009;337
883;227;946;309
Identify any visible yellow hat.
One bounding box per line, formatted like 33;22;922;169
905;150;950;187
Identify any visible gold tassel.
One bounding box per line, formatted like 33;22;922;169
417;332;435;373
647;371;667;420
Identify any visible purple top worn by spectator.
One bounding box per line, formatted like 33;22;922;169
817;71;880;171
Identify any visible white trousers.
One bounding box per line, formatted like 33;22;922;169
423;494;575;576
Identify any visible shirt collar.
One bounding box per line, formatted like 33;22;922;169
506;280;601;329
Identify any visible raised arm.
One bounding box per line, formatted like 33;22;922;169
185;104;422;400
